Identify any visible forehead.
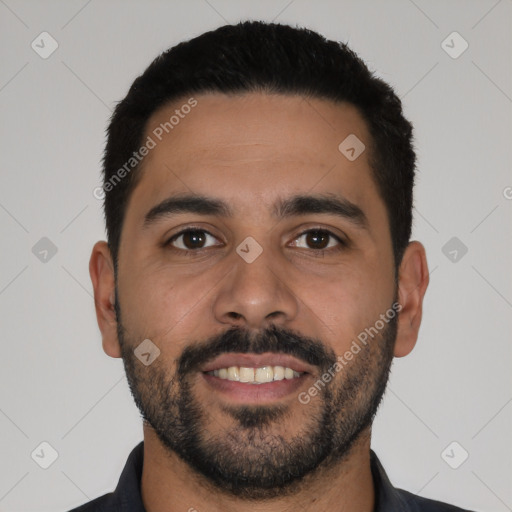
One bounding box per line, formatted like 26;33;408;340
126;92;384;228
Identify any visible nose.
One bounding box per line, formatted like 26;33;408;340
212;243;300;331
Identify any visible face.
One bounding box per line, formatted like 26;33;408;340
109;93;401;497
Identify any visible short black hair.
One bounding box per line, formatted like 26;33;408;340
102;20;416;275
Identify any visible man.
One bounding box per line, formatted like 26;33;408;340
72;20;473;512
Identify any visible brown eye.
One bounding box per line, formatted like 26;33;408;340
167;229;218;251
292;229;345;252
305;231;330;249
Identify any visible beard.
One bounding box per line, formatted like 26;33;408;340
115;295;398;500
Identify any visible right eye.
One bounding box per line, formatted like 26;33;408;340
165;228;221;253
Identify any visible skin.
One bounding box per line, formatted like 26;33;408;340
89;92;429;512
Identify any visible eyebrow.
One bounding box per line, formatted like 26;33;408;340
142;193;369;231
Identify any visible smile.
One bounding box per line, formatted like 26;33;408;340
205;366;304;384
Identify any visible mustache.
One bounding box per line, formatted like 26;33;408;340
177;324;337;377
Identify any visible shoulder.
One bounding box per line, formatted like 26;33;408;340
64;441;145;512
396;487;476;512
370;450;476;512
64;492;117;512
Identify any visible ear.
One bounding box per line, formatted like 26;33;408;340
89;241;122;358
394;241;429;358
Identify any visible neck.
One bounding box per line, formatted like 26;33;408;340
140;424;375;512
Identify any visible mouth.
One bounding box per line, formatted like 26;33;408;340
206;365;303;384
200;352;314;404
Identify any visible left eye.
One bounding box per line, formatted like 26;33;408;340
291;229;343;250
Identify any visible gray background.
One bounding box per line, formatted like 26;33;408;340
0;1;511;511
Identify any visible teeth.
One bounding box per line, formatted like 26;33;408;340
255;366;273;383
284;367;294;380
273;366;285;380
227;366;239;381
207;365;303;384
239;367;254;383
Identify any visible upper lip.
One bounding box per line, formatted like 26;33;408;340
201;352;315;374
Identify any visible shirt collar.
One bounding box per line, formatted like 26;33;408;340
370;449;410;511
112;441;146;511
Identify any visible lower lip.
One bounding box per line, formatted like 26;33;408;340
201;372;310;404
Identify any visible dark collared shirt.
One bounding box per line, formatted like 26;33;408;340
66;442;474;511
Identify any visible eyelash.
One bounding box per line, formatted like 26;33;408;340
163;226;348;257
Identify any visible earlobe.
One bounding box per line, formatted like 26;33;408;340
394;241;429;358
89;241;122;358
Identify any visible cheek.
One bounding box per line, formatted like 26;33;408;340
302;264;393;351
119;265;213;344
